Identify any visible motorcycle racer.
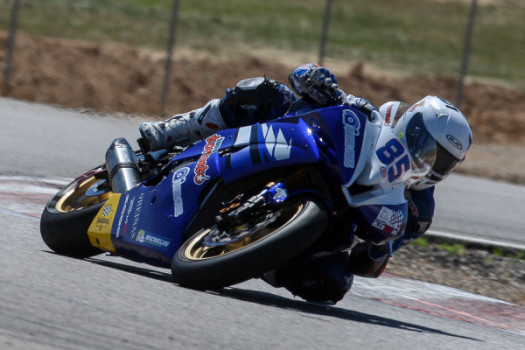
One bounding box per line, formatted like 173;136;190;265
138;63;345;151
136;63;473;304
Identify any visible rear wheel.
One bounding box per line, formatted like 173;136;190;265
40;167;110;258
171;195;329;290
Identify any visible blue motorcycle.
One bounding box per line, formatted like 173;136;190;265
41;104;411;290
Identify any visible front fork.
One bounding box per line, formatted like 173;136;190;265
215;182;288;231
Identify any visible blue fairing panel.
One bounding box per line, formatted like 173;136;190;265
288;106;370;185
217;120;320;183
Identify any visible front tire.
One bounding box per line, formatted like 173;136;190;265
40;167;110;258
171;195;329;290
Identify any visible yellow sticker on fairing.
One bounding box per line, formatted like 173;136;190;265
87;193;121;253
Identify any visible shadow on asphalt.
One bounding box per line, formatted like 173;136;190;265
78;254;479;341
218;287;481;341
84;256;174;282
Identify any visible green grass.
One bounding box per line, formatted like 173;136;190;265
0;0;523;87
492;247;525;261
439;243;466;256
411;239;525;262
411;237;429;248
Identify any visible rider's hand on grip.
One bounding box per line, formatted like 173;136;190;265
347;97;379;118
300;67;344;106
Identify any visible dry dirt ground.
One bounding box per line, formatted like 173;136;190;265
2;32;524;183
1;32;524;305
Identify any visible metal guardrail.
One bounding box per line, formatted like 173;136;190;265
426;229;525;255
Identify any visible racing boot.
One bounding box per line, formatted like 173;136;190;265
139;99;228;151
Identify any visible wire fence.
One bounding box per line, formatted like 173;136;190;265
1;0;522;112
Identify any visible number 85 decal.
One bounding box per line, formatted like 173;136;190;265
375;138;410;182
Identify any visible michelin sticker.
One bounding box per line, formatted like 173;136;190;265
136;229;171;248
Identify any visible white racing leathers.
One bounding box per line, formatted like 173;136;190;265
139;99;228;151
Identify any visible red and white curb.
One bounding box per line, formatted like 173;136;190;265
0;175;70;219
353;274;525;334
3;175;525;334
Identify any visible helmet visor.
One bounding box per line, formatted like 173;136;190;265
426;143;462;182
404;112;437;176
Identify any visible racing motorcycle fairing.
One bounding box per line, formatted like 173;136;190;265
88;184;183;266
293;106;373;187
87;193;121;254
215;121;321;184
87;105;407;267
163;105;373;187
83;113;317;266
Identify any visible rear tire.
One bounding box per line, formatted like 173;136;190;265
40;167;109;258
171;195;329;290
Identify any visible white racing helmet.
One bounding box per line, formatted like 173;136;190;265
392;96;473;190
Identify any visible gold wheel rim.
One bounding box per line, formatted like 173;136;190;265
55;176;111;213
183;202;304;261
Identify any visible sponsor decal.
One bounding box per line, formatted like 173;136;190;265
87;194;121;253
194;134;224;185
95;204;113;232
342;110;361;168
130;192;145;240
135;229;171;248
371;206;404;236
115;194;129;238
409;101;425;112
121;195;135;237
446;134;463;150
172;167;190;217
102;205;112;217
385;104;393;125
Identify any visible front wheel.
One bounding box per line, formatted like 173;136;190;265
171;195;329;290
40;167;111;258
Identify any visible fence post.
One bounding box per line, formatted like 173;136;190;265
456;0;477;107
2;0;21;96
318;0;333;66
161;0;180;113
